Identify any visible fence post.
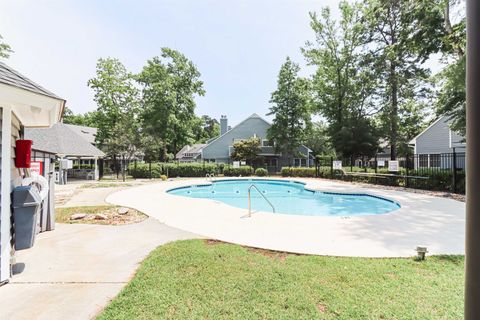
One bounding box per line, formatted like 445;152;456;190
149;162;152;179
453;148;458;193
330;156;334;179
405;154;410;188
350;155;353;172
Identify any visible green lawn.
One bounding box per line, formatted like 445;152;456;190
97;240;464;320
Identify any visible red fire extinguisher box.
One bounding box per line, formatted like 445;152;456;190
15;139;33;168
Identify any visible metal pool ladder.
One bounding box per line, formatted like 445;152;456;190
248;184;275;217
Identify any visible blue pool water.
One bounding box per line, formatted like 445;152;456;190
167;179;400;217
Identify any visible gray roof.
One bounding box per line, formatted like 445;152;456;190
63;123;97;145
25;123;105;158
0;61;64;101
175;143;206;159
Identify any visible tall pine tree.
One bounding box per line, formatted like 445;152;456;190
267;57;311;166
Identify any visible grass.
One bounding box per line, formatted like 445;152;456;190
56;205;146;225
97;240;464;320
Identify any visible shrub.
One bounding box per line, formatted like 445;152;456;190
281;167;316;177
128;162;217;178
160;175;167;181
255;168;268;177
223;165;253;177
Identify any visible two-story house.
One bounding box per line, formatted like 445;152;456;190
176;113;313;172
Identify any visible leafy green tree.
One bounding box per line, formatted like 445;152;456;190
436;56;465;136
334;115;380;158
191;115;220;143
304;122;333;156
0;34;12;59
231;137;261;165
88;58;142;180
303;1;377;159
267;57;311;165
62;106;98;127
138;48;205;161
433;1;466;136
363;0;435;160
397;99;430;155
88;58;140;149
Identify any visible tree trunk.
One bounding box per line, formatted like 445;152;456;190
122;155;126;182
390;61;398;160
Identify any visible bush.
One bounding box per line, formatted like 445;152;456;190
128;162;217;178
255;168;268;177
223;165;253;177
160;175;167;181
281;167;316;177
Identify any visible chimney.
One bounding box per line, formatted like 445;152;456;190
220;115;228;135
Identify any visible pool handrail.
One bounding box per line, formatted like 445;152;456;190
248;184;275;217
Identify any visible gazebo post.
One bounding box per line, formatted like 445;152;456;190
465;0;480;318
94;157;98;180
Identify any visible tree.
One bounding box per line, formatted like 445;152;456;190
303;122;333;156
0;34;12;59
230;137;261;165
334;115;380;159
363;0;434;159
191;115;220;143
88;58;141;180
138;48;205;161
62;106;98;127
434;1;466;136
397;99;430;155
436;56;465;136
267;57;311;165
303;1;377;158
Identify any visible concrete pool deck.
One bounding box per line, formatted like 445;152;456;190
107;177;466;257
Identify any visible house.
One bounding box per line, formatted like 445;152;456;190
409;115;466;169
176;143;207;162
176;113;313;171
0;62;64;284
25;123;105;182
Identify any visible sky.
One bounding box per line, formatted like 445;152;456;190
0;0;343;125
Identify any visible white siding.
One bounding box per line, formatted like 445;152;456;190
0;110;22;282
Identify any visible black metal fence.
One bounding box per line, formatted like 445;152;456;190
312;152;466;194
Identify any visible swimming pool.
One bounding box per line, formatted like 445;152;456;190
167;179;400;217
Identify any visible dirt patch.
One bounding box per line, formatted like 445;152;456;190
56;206;147;225
204;239;224;246
245;246;299;261
316;303;327;313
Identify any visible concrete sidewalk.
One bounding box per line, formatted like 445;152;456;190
0;218;198;320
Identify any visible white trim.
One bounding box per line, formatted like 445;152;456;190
0;83;64;127
1;106;12;282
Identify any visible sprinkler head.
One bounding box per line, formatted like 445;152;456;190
416;246;428;260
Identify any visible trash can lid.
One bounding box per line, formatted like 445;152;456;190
12;186;42;207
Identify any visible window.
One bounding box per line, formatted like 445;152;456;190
294;158;301;167
265;158;278;167
430;154;441;168
262;139;274;147
301;159;307;167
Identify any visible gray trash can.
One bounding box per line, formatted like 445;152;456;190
12;186;42;250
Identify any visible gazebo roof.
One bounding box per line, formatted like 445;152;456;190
25;123;105;158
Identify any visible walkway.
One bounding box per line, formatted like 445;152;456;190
0;181;198;320
107;177;466;258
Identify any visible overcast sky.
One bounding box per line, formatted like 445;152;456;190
1;1;446;126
